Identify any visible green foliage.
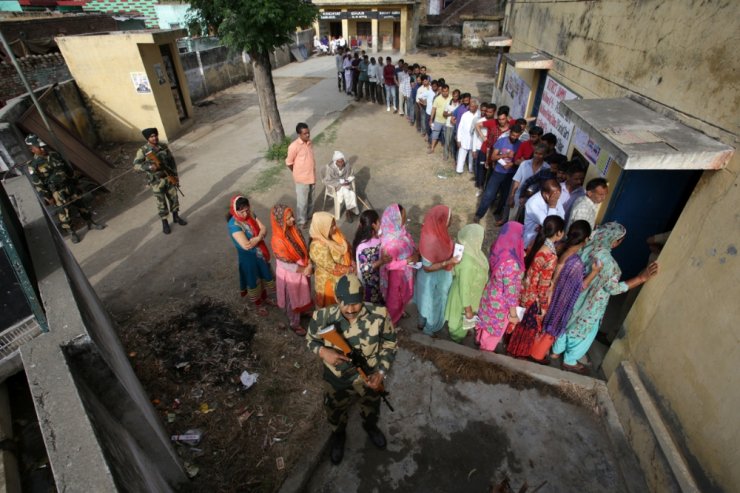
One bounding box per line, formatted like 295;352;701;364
247;161;286;194
189;0;318;55
264;136;292;162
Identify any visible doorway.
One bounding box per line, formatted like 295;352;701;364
159;44;188;121
393;22;400;50
329;22;342;38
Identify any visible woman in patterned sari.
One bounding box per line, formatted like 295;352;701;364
553;222;659;374
227;195;275;316
309;212;353;308
352;210;389;304
507;215;564;358
475;222;525;352
379;204;419;325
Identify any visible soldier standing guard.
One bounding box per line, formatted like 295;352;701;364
306;274;397;465
25;134;105;243
133;128;187;234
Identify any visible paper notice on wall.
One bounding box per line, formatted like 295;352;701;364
573;127;589;153
131;72;151;94
597;154;613;177
502;67;530;121
535;75;579;154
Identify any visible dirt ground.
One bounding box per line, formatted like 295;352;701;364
76;49;506;492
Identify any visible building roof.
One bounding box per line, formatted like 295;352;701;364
559;98;735;170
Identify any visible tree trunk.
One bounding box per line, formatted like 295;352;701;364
249;49;285;148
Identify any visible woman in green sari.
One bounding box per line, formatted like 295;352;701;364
445;224;489;343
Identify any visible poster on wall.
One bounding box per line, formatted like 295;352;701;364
573;127;614;177
501;65;530;121
535;75;579;154
130;72;151;94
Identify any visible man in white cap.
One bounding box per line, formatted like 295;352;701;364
323;150;359;222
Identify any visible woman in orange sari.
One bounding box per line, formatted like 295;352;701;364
271;204;313;335
309;212;353;307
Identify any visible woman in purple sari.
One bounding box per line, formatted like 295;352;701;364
530;220;600;362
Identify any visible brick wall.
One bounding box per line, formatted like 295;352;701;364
82;0;159;28
0;53;72;104
0;14;117;43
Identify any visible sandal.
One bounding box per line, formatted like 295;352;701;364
291;325;307;336
561;362;590;375
254;307;269;317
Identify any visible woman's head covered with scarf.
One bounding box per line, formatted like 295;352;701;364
270;203;309;265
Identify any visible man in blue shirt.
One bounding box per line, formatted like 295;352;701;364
474;124;523;223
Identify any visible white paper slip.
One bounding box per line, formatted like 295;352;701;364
515;306;526;320
454;243;465;259
497;159;508;166
345;175;355;182
411;262;423;270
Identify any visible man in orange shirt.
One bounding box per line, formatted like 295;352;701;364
285;122;316;228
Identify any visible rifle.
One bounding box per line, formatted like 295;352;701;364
317;322;394;412
145;150;184;196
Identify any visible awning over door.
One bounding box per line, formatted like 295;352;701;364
559;97;734;170
504;52;553;70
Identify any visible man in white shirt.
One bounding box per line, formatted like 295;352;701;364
567;177;608;229
523;178;564;247
455;98;480;174
415;76;434;139
508;143;550;219
560;159;587;217
442;89;460;161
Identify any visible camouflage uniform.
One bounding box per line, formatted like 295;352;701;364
306;303;397;432
27;150;93;232
133;142;180;218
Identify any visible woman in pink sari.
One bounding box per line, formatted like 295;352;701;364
379;204;419;325
475;222;525;352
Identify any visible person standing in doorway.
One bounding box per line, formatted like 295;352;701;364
285;122;316;229
133;128;186;235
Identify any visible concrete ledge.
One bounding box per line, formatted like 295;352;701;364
405;331;600;389
607;361;700;493
277;421;330;493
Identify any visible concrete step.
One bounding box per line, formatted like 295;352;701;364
607;361;701;493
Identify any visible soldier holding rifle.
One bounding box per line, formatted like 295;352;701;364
306;274;397;465
25;134;105;244
133;127;187;234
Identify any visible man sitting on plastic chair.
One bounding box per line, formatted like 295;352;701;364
323;151;359;223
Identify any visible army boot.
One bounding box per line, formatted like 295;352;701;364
162;219;171;234
329;430;346;465
87;221;106;231
70;231;81;244
362;422;387;449
172;211;187;226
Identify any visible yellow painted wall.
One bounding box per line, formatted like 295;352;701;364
57;32;192;143
508;1;739;490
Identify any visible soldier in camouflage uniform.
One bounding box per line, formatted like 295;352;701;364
133;128;187;234
25;134;105;243
306;274;397;465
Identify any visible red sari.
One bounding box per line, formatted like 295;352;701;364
507;249;557;357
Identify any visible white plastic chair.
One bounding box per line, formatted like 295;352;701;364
321;168;369;220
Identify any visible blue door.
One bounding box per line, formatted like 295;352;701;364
603;169;701;279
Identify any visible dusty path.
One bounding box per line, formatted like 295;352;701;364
71;49;503;491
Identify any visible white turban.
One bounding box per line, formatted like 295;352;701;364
332;150;345;164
